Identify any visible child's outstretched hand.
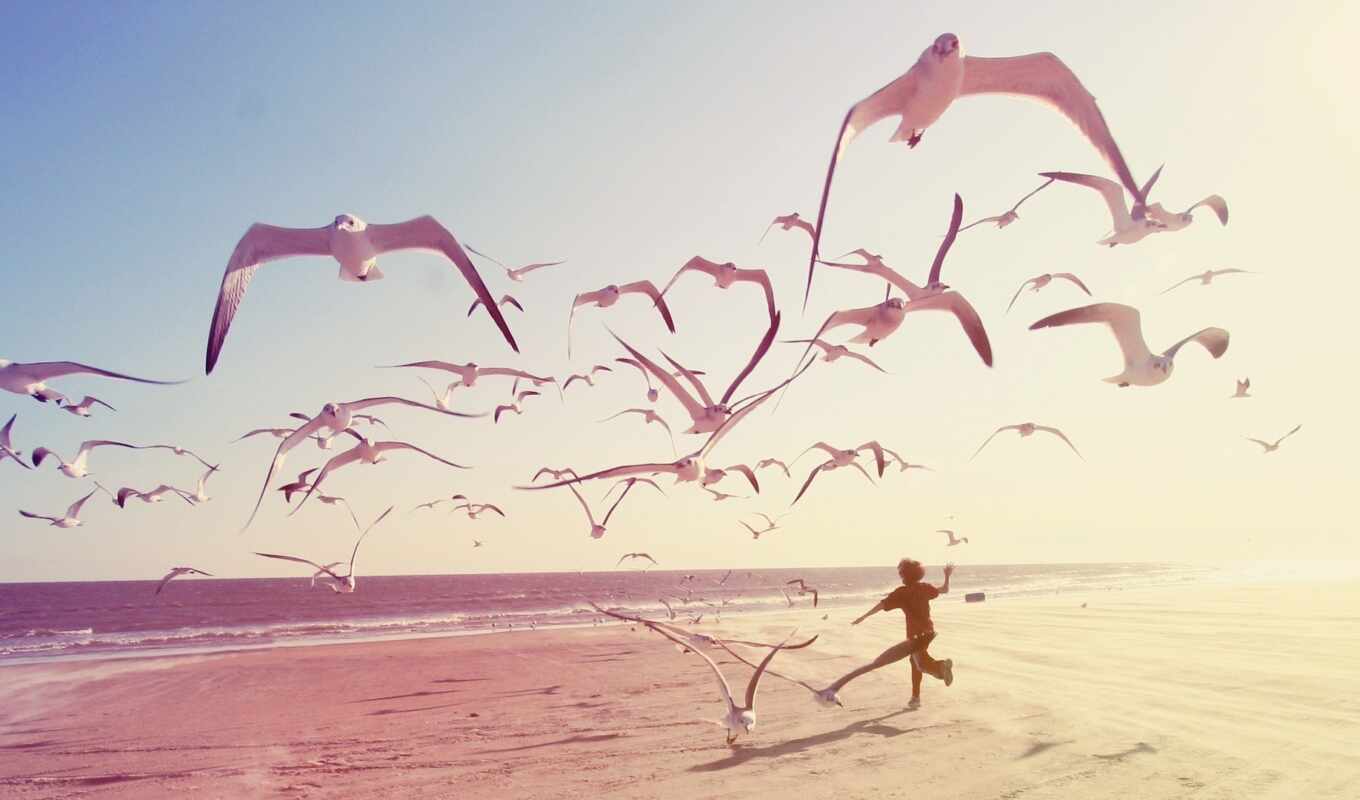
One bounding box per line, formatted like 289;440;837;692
943;563;956;577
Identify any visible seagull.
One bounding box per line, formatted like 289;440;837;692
532;467;580;483
472;540;483;548
755;459;791;478
659;597;677;620
658;256;777;322
760;212;815;243
1160;268;1254;295
602;476;666;504
565;480;649;539
0;359;181;404
292;437;470;514
256;506;395;594
1029;303;1229;387
1246;425;1302;454
494;389;541;423
315;494;362;532
467;294;524;318
610;314;781;434
563;365;613;392
382;360;554;390
617;552;658;567
1042;171;1165;246
797;441;894;478
811;195;993;366
700;463;761;493
600;408;676;453
142;444;219;471
465;245;566;282
18;488;100;528
186;465;217;504
781;339;887;372
60;395;117;418
454;502;506;520
154;567;213;596
805;32;1148;305
245;396;476;528
887;455;934;474
615;357;660;403
31;440;139;478
204;214;517;373
958;178;1055;232
0;414;31;470
971;423;1083;460
568;280;676;357
739;519;777;540
277;468;318;503
786;579;820;607
414;494;467;512
792;452;876;506
705;487;747;502
235;427;296;442
1231;378;1251;399
1006;273;1092;313
113;485;196;508
1146;194;1229;232
940;529;969;546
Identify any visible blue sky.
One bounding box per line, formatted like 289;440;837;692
2;1;1357;581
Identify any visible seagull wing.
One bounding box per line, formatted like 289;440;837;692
290;446;368;513
1042;171;1133;228
720;310;780;405
743;638;788;711
256;551;345;581
618;281;677;333
962;53;1143;204
610;332;705;419
734;268;778;321
1186;195;1229;225
1277;424;1302;445
645;622;738;710
601;479;642;526
1052;273;1092;295
66;488;99;519
656;352;714;407
792;464;825;506
724;464;760;494
365;216;518;352
1035;426;1083;459
565;483;598;528
17;360;182;385
1011;177;1057;211
817;258;917;297
1029;302;1152;367
856;441;887;477
926;194;964;287
1006;279;1037;313
345;395;483;419
903;291;994;367
659;256;723;299
464;244;508;269
1159;275;1200;295
349;505;396;576
970;427;1013;460
205;223;331;373
513;260;566;277
372;441;470;469
519;461;682;491
1162;327;1230;361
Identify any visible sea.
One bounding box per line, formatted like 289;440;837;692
0;562;1230;665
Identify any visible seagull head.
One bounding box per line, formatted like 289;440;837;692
932;33;960;58
884;297;906;310
333;213;366;232
603;284;621;297
320;402;342;418
814;688;844;708
738;710;756;733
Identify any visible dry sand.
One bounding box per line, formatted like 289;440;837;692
1;579;1356;799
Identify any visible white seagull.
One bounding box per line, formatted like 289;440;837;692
564;478;660;539
532;467;580;483
610;314;781;434
600;408;676;453
292;437;469;514
142;444;219;471
940;529;969;546
154;567;213;596
187;465;217;504
760;212;815;243
659;256;777;322
113;485;196;508
781;338;887;373
315;494;362;532
1146;195;1229;232
454;502;506;520
494;389;541;424
792;453;877;506
1006;273;1092;313
31;439;139;478
19;488;100;528
235;427;295;442
958;178;1055;232
1160;268;1254;295
204;214;517;373
568;280;676;357
256;506;395;594
617;552;659;567
277;468;318;503
1231;378;1251;399
0;359;181;404
1246;425;1301;454
60;395;117;418
805;32;1148;304
755;458;791;478
1029;303;1229;387
465;244;566;282
1042;170;1165;246
0;414;32;470
971;423;1083;460
811;195;993;366
562;365;613;392
383;360;554;390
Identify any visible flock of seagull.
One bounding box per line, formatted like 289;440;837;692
2;30;1301;743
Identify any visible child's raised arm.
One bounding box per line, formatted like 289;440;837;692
937;563;955;594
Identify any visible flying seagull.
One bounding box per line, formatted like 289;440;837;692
971;423;1083;460
19;488;100;528
1246;425;1301;454
31;439;139;479
1006;273;1092;313
1146;194;1229;232
59;395;117;418
659;256;777;323
154;567;213;596
467;294;524;318
617;552;659;567
760;212;815;243
940;529;969;546
958;178;1055;233
1231;378;1251;399
568;280;676;357
805;32;1148;305
0;359;181;404
465;245;566;282
1160;268;1254;295
0;414;32;470
255;506;395;594
292;437;469;515
1042;170;1165;246
204;214;517;373
1029;303;1228;387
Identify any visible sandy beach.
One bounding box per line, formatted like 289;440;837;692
2;578;1356;799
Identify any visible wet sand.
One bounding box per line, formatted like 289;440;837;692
1;579;1356;799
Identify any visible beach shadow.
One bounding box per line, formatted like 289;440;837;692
431;677;488;685
497;684;562;697
1018;740;1072;759
1094;742;1157;761
349;689;460;704
0;739;58;750
475;733;624;754
688;708;925;772
367;702;463;717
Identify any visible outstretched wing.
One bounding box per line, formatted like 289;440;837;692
1029;303;1152;368
1162;327;1230;361
619;281;677;333
926;194;964;287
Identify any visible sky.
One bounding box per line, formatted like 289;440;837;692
2;1;1357;582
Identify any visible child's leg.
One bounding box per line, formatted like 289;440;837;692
911;645;946;681
909;660;924;698
826;639;921;693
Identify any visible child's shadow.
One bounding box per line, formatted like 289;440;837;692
689;707;936;772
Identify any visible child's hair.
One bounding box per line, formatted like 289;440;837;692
897;558;925;583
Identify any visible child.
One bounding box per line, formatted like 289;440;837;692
819;559;954;708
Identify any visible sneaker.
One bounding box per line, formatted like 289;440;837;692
941;659;954;687
907;696;921;709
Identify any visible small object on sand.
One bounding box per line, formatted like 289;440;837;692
964;592;986;603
